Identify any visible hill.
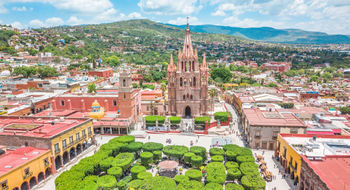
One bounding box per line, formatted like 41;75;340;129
167;24;350;44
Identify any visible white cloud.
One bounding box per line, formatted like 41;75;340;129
138;0;201;15
29;19;44;28
128;12;143;19
45;17;64;27
12;6;27;12
168;17;200;25
67;16;83;25
92;8;119;23
11;21;23;29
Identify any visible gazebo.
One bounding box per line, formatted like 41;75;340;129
158;160;179;178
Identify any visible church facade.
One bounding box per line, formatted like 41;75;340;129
167;23;210;117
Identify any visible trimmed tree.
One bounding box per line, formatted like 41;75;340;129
96;175;117;190
185;169;202;181
130;165;146;179
107;167;123;180
191;155;203;168
140;152;153;167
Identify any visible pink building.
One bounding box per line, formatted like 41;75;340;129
260;62;292;72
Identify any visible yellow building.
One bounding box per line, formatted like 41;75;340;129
0;146;52;190
276;134;302;185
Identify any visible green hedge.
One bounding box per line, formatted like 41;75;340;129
227;168;242;180
204;183;223;190
209;148;225;156
214;112;229;122
145;115;165;125
191;155;203;168
190;146;207;160
153;150;162;162
137;172;153;180
225;161;239;169
107;167;123;179
163;145;188;159
211;155;224;162
142;142;163;152
177;180;203;190
174;175;189;184
184;152;196;164
99;157;114;171
130;165;146;179
96;175;117;190
168;116;181;124
112;152;134;171
194;116;211;125
236;155;255;164
127;142;143;153
225;183;244;190
140;151;153;166
239;162;260;176
206;162;226;184
185;169;202;181
241;175;266;190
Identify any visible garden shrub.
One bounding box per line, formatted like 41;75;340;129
145;115;165;125
112;152;134;171
84;175;98;182
204;183;223;190
185;169;202;181
99;157;114;171
239;162;260;176
194;116;211;125
225;161;239;169
168;116;181;124
163;145;188;159
226;151;238;161
127;142;143;153
227;168;242;180
184;152;195;164
174;175;189;184
177;180;203;190
107;167;123;179
241;175;266;190
153;150;162;162
142;142;163;152
214;112;229;122
137;171;152;180
190;146;207;160
191;155;203;168
131;165;147;179
96;175;117;190
209;148;225;156
211;155;224;162
140;151;153;166
225;183;244;190
206;162;226;184
236;155;255;164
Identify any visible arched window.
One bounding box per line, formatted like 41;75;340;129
187;93;189;99
184;79;187;86
182;62;184;71
193;77;196;87
190;95;193;100
183;95;185;100
113;100;117;106
61;100;65;106
192;61;195;71
180;78;183;87
123;79;126;87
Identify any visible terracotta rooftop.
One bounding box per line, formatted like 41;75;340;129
0;146;50;176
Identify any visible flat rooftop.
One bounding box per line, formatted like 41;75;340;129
243;108;306;127
0;116;90;138
0;146;50;176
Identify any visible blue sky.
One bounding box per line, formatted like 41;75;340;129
0;0;349;35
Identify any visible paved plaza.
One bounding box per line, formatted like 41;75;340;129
35;103;292;190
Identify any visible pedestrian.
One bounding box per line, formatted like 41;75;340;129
148;135;150;140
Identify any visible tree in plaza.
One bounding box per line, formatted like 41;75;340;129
37;66;59;78
160;83;167;97
105;55;121;67
88;83;97;93
208;88;218;102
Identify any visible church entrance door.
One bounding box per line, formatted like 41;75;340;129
185;106;191;118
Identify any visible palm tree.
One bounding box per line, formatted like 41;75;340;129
160;83;167;97
208;88;218;101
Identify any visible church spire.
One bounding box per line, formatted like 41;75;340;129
168;54;175;72
201;53;208;69
183;17;194;58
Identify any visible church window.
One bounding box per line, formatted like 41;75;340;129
189;78;192;86
187;93;189;99
180;78;183;87
61;100;65;106
192;61;195;71
182;62;184;71
124;94;126;99
113;100;117;106
190;95;193;100
185;62;187;72
193;77;196;87
183;95;185;100
123;79;126;87
184;79;187;86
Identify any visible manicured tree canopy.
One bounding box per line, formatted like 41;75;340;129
140;151;153;166
174;175;189;184
225;161;239;169
116;176;132;190
145;115;165;125
84;175;98;182
168;116;181;124
190;146;207;160
100;143;120;156
128;179;146;189
240;162;260;176
96;175;117;190
55;170;85;190
225;183;244;190
127;142;143;153
99;157;114;171
114;135;135;144
177;180;203;190
137;171;153;180
184;152;195;164
223;144;240;152
191;155;203;168
211;155;224;162
236;155;255;164
163;145;188;159
209;148;225;156
153;150;162;162
112;152;134;171
226;151;238;161
70;162;95;176
241;175;266;190
143;176;177;190
130;165;147;179
214;112;229;122
142;142;163;152
227;168;242;180
206;162;226;184
194;116;211;125
78;179;99;190
204;183;223;190
107;167;123;180
185;169;202;181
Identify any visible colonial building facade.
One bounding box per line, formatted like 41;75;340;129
167;23;209;117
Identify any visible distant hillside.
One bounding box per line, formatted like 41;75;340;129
167;24;350;44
